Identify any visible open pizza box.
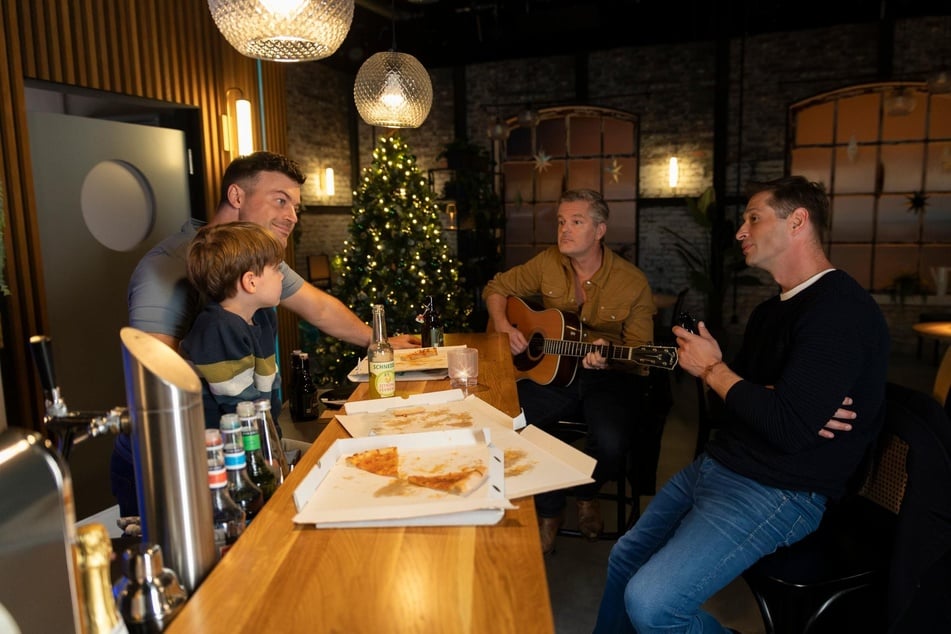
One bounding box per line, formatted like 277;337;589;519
292;428;514;528
346;345;468;383
336;390;596;500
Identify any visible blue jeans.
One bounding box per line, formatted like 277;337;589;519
517;369;641;517
594;455;827;633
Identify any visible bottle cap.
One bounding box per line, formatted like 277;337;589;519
236;401;255;418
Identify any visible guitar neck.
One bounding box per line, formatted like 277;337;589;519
543;338;635;361
540;337;678;370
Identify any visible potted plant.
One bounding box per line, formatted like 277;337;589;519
662;187;759;333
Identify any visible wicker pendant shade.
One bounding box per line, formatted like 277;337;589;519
354;51;433;128
208;0;354;62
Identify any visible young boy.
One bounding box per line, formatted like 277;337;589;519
180;222;285;429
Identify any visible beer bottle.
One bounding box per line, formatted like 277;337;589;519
367;304;395;398
420;295;444;348
292;353;318;422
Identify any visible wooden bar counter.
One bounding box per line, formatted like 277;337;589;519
166;333;555;633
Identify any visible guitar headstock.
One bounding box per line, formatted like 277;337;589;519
632;345;679;370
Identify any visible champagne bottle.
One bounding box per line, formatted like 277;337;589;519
75;523;129;634
367;304;395;399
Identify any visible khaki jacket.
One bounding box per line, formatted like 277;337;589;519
483;246;656;349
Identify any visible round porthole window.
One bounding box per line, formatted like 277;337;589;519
80;160;155;252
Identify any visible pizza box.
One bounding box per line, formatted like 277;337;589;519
346;345;468;383
336;393;595;500
292;428;514;528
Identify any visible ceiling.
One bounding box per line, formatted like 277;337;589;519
320;0;947;73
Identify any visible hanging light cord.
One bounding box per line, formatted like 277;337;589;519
390;0;398;51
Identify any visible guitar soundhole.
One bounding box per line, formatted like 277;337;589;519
527;332;545;361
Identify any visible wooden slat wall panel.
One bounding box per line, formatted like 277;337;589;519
0;0;289;427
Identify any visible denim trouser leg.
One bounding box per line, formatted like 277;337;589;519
594;455;827;634
517;370;639;517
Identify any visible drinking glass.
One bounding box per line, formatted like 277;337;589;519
448;348;478;389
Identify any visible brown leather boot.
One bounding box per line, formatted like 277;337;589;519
538;513;564;554
577;499;603;541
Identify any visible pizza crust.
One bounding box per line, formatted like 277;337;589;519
405;466;488;497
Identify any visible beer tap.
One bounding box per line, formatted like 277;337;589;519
29;335;129;460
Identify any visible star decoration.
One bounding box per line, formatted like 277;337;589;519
533;149;552;173
606;158;623;183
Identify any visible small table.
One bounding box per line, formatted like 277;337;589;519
912;321;951;343
166;333;554;634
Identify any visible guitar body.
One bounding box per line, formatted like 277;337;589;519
490;296;679;387
501;297;583;386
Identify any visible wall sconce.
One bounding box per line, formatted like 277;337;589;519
317;167;335;197
668;156;680;189
445;201;457;230
223;89;254;156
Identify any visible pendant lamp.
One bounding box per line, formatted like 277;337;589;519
354;51;433;128
208;0;354;62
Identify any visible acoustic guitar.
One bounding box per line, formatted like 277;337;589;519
490;296;679;386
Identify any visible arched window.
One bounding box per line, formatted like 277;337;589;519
790;84;951;291
500;106;639;267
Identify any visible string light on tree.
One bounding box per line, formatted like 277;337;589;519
310;134;472;384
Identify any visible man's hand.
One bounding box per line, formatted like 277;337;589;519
819;396;855;439
390;333;421;349
673;321;723;377
582;338;609;370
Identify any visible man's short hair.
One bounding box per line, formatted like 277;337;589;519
746;176;830;243
187;222;285;303
560;188;610;224
218;151;306;207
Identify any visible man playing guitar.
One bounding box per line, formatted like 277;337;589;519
484;188;657;554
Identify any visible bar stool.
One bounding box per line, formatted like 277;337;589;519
552;369;672;539
549;419;640;539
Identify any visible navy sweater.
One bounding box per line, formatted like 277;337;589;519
707;270;890;499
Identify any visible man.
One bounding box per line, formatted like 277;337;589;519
484;188;656;554
128;151;418;353
593;176;889;633
112;152;418;516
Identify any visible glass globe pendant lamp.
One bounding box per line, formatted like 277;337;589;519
208;0;354;62
354;51;433;128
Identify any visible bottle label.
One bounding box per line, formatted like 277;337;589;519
369;360;396;397
242;431;262;451
223;449;247;470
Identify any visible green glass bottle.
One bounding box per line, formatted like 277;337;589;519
219;413;263;522
236;401;277;501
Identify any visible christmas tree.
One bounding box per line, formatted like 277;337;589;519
310;134;473;385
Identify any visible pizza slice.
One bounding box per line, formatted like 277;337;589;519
345;445;489;496
404;347;439;361
345;446;398;477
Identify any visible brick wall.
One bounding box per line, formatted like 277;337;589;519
285;15;951;354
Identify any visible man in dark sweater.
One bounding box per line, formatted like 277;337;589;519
594;176;890;633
